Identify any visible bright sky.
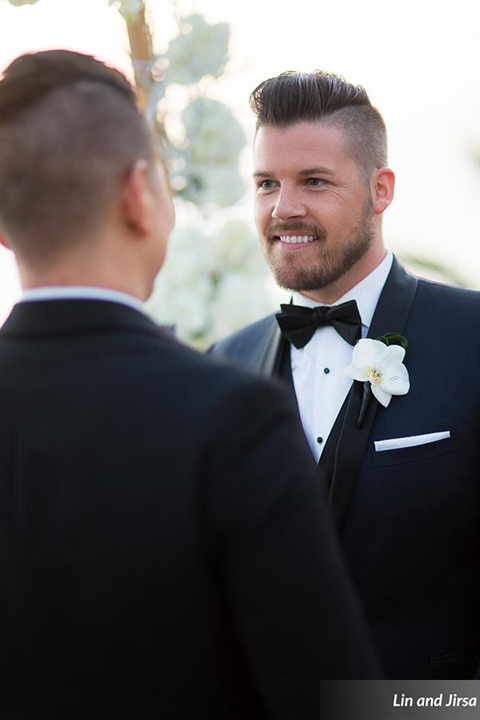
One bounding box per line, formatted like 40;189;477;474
0;0;479;323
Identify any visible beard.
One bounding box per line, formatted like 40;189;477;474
263;196;375;292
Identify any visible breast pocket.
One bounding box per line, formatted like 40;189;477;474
369;434;461;467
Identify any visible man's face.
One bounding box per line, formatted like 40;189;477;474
149;159;175;274
253;121;376;294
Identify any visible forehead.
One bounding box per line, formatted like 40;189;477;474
253;121;354;174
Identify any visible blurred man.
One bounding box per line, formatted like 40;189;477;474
213;70;480;679
0;52;380;719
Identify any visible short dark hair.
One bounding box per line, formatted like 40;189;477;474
0;50;156;263
250;70;387;176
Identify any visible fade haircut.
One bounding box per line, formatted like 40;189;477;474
0;50;156;263
250;70;387;178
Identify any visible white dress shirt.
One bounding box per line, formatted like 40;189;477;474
20;286;147;315
291;252;393;461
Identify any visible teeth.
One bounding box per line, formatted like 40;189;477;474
279;235;316;244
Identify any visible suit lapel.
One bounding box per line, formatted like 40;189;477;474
259;322;282;376
326;258;418;528
218;315;282;377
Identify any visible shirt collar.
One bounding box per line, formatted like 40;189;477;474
292;250;393;331
20;286;147;316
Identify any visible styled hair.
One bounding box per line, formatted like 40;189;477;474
250;70;387;176
0;50;156;263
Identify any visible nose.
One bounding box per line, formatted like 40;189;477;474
271;186;306;221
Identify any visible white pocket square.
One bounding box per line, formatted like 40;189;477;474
374;431;451;452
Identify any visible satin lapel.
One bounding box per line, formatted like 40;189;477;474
327;258;419;528
259;322;283;377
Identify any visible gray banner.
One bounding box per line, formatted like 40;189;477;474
320;680;480;720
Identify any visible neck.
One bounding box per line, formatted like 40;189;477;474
18;235;153;302
20;272;149;301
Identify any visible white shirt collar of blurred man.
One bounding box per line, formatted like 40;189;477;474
20;286;147;315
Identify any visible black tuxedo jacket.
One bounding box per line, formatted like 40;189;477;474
0;299;379;719
213;258;480;680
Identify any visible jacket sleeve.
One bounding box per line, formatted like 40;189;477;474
202;374;382;720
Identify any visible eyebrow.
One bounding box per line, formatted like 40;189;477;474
298;167;335;176
253;166;335;178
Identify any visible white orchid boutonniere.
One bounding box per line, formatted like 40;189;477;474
344;333;410;428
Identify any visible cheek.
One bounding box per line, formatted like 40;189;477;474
166;196;175;234
254;198;270;235
316;202;350;228
157;193;175;239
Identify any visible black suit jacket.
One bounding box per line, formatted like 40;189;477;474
0;298;379;719
213;258;480;679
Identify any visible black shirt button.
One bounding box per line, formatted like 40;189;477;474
323;367;330;374
316;437;324;444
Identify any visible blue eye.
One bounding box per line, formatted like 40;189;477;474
306;178;326;187
259;180;275;190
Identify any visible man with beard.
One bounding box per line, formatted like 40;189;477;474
213;70;480;680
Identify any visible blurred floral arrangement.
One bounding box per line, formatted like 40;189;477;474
141;8;273;347
3;0;274;347
149;210;273;348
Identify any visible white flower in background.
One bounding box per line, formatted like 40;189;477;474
344;339;410;407
154;276;212;340
164;14;229;86
178;99;246;207
109;0;143;20
186;164;246;208
212;220;266;277
211;273;274;342
182;98;245;165
146;212;272;349
6;0;39;5
147;220;214;340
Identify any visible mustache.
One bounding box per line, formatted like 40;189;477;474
267;223;326;240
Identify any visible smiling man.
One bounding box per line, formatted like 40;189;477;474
253;121;388;302
213;70;480;679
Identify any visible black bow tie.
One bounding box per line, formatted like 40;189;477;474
276;299;362;349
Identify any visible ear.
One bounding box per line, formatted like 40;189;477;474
120;160;153;236
0;233;11;250
371;167;395;215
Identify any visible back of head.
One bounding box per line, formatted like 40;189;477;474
250;70;387;177
0;50;156;265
